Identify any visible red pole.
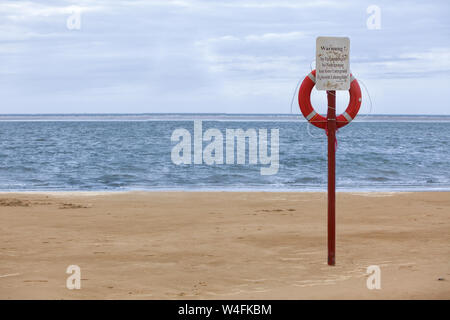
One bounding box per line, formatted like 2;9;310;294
327;90;336;266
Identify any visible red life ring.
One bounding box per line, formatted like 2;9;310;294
298;69;362;129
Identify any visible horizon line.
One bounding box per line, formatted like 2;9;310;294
1;113;450;117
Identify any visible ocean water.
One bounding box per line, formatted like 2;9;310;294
0;114;449;191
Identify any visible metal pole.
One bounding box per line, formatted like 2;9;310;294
327;90;336;266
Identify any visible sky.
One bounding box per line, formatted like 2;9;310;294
0;0;449;115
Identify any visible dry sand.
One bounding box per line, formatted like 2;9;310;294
0;191;448;299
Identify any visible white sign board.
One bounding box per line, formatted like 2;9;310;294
316;37;350;90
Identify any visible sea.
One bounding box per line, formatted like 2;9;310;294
0;114;449;192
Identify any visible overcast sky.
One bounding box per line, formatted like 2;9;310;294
1;0;449;114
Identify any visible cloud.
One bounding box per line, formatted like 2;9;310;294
214;0;349;9
353;48;450;79
0;2;104;19
199;31;307;44
0;0;449;114
195;31;310;79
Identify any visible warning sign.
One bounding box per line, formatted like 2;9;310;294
316;37;350;90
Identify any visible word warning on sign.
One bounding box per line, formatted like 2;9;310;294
316;37;350;91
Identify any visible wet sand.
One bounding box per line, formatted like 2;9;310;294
0;191;448;299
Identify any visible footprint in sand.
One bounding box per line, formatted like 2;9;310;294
0;199;31;207
59;203;91;209
256;208;296;213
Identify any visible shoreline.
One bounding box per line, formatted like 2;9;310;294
1;188;450;194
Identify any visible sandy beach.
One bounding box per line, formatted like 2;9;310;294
0;191;448;299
